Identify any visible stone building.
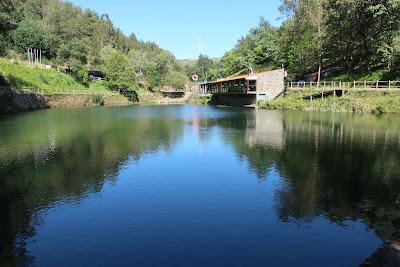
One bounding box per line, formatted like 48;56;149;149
199;69;286;106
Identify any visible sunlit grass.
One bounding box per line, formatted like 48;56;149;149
0;59;109;93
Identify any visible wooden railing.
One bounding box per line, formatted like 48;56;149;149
287;81;400;90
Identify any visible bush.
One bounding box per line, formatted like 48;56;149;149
91;95;104;106
164;71;187;90
74;69;89;87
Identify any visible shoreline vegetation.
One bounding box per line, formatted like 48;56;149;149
1;0;400;115
259;92;400;114
2;59;400;115
0;59;188;115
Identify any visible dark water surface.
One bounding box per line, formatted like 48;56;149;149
1;105;400;266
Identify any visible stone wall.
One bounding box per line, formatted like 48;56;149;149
46;94;132;108
0;93;133;116
257;69;285;100
212;94;256;106
0;93;47;115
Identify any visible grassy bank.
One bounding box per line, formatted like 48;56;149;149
0;59;109;93
260;92;400;114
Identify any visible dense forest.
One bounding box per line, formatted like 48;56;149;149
0;0;188;92
189;0;400;81
1;0;400;91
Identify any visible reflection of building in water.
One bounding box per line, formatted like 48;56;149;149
246;111;284;150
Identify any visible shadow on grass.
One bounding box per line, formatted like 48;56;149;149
381;69;400;81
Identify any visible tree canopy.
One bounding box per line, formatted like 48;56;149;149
189;0;400;81
1;0;400;87
0;0;188;91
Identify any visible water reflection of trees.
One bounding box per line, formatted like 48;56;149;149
198;110;400;240
2;107;400;265
275;112;400;241
0;106;185;266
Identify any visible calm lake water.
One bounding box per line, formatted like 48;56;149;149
1;105;400;266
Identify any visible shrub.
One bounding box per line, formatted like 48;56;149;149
91;95;104;106
74;69;89;87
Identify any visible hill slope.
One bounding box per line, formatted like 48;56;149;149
0;60;109;93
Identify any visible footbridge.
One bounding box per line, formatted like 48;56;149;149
285;81;400;100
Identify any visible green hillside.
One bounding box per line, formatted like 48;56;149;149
0;60;109;93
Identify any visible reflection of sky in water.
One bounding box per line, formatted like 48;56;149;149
0;106;399;266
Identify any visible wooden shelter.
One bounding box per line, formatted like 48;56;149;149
199;69;285;102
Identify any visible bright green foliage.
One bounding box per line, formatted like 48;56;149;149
2;0;399;89
55;39;88;70
74;69;90;87
11;19;47;53
128;44;187;90
0;59;108;92
104;51;134;91
324;0;400;71
164;71;187;90
0;0;188;91
101;48;136;91
216;0;400;80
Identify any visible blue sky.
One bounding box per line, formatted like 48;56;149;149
69;0;283;59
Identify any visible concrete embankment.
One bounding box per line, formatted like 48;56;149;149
138;91;195;105
46;94;132;108
0;92;133;116
0;92;47;115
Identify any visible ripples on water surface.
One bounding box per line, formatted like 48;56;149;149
0;105;400;266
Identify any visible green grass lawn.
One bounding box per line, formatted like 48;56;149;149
0;59;109;93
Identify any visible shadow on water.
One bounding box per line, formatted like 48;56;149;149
0;105;400;266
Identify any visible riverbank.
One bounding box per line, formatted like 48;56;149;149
0;60;196;115
137;90;192;105
259;92;400;114
0;92;133;115
0;59;136;115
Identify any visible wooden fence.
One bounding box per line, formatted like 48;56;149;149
287;81;400;90
0;87;120;96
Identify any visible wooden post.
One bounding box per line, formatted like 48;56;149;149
389;81;391;89
376;80;379;89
